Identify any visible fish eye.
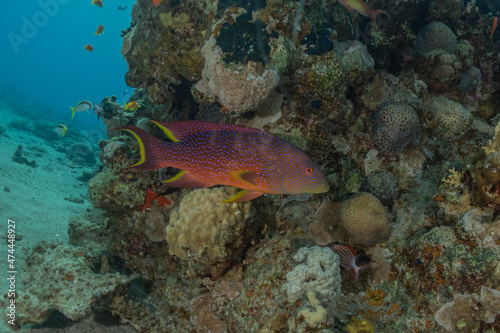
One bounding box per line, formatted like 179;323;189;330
305;167;313;174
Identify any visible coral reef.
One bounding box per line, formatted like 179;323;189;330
346;316;375;333
472;121;500;206
121;0;209;103
414;21;457;55
297;40;374;102
340;192;390;246
99;139;130;171
293;291;327;331
337;40;375;85
66;142;96;165
195;37;280;115
411;225;500;295
361;172;400;206
299;50;348;100
285;246;341;307
52;1;500;332
458;66;481;92
359;72;428;111
422;96;473;141
370;102;421;154
224;234;292;332
137;199;177;242
88;168;154;212
457;209;500;248
11;144;38;167
166;187;253;277
0;242;128;326
67;214;110;250
435;287;500;332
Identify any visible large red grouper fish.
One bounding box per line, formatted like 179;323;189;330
112;120;330;202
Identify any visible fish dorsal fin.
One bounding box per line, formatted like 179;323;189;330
163;170;211;188
222;189;264;202
150;120;264;142
229;170;268;188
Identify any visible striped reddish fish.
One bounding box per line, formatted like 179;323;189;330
112;120;329;202
332;244;369;281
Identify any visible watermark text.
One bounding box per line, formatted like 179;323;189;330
8;0;71;54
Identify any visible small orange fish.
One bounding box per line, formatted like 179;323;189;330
124;101;140;111
91;0;103;7
84;44;94;52
338;0;387;25
491;17;497;42
153;0;163;7
94;25;104;36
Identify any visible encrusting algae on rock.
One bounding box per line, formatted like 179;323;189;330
346;316;375;333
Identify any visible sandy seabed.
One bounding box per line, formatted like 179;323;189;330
0;101;106;332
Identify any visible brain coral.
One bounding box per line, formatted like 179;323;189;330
285;246;341;306
340;192;390;246
361;172;400;206
414;21;457;55
371;102;421;154
166;187;253;276
422;96;472;141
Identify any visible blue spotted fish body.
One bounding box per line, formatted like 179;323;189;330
113;120;329;202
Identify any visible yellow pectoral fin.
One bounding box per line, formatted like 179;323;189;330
222;189;264;202
229;170;268;188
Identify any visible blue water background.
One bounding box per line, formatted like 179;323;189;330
1;0;134;130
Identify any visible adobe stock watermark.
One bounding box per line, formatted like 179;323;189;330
7;0;71;54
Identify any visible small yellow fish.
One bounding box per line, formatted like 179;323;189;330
124;101;140;111
95;25;104;36
70;100;93;120
338;0;387;25
91;0;103;8
55;124;68;137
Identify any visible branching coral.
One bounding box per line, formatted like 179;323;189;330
442;168;464;187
